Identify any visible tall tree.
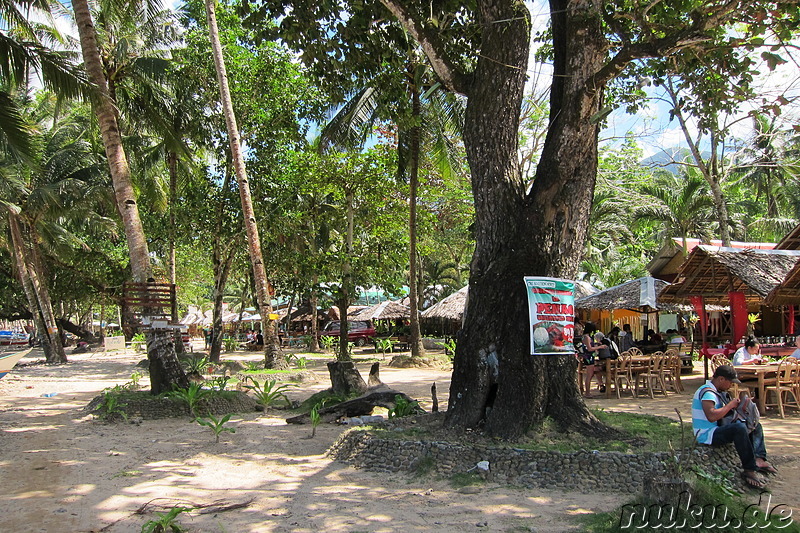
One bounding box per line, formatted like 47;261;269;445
203;0;285;369
245;0;800;438
72;0;187;393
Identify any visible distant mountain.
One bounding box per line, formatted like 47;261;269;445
640;147;694;174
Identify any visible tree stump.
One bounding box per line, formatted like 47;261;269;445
327;360;368;396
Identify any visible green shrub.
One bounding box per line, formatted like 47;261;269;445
98;391;128;422
319;335;336;351
242;377;293;408
131;332;146;351
388;394;421;419
375;338;394;357
180;355;209;374
167;382;210;417
223;336;239;352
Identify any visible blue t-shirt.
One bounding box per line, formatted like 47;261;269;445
692;380;722;444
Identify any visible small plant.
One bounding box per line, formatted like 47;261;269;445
302;334;314;349
195;413;236;443
443;338;457;360
98;391;128;422
128;371;143;389
319;335;336;351
294;356;308;369
140;505;192;533
167;382;210;417
180;356;209;375
375;338;394;357
245;360;262;371
131;332;146;351
242;377;293;408
223;336;239;352
207;375;230;391
309;403;321;438
283;353;295;366
387;394;421;419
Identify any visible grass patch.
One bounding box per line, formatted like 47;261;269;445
414;455;436;476
240;369;296;375
449;472;483;488
514;410;689;453
580;476;800;532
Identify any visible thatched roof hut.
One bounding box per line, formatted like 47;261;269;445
422;286;468;321
659;245;800;306
573;280;600;300
575;276;669;312
351;299;410;321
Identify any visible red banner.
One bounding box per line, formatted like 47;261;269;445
729;291;748;344
789;306;795;336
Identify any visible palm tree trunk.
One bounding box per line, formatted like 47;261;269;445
26;226;68;362
407;65;426;358
337;188;355;361
309;274;321;351
72;0;187;393
204;0;285;369
167;151;178;285
8;215;58;362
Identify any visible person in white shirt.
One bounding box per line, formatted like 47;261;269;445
732;338;763;366
791;335;800;359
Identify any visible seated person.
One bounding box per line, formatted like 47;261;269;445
579;328;607;397
732;337;763;365
666;329;686;344
692;365;777;488
617;324;635;352
791;335;800;359
645;329;662;344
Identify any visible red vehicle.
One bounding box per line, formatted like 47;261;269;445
320;320;376;346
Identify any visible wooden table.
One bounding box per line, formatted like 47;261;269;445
734;364;780;415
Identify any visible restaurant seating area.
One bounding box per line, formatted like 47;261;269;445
591;350;800;419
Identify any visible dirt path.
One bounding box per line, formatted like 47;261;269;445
0;348;797;532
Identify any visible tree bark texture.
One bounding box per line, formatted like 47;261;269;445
327;361;368;397
204;0;285;369
407;66;426;359
71;0;151;283
8;215;59;362
147;329;189;394
445;0;604;439
26;227;67;362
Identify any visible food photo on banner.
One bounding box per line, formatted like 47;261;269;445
524;276;576;355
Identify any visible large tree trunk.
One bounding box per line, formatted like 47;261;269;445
407;64;426;359
204;0;285;370
308;275;321;352
72;0;186;390
445;0;603;439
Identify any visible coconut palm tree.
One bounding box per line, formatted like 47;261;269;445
72;0;188;392
203;0;284;369
633;169;716;254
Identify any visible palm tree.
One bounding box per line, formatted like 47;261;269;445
204;0;284;369
633;170;716;254
72;0;188;393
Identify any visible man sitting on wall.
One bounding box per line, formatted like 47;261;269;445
692;365;778;489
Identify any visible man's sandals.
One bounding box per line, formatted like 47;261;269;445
741;471;767;490
758;464;779;475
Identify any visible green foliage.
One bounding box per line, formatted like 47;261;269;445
195;413;236;443
207;376;230;391
245;361;262;371
449;472;483;488
131;333;146;351
223;336;239;352
309;403;321;438
294;356;308;369
242;377;293;408
129;371;143;389
97;391;128;422
181;356;209;374
301;335;314;349
319;335;336;351
375;338;394;357
140;506;192;533
387;394;421;419
167;382;210;417
442;338;456;360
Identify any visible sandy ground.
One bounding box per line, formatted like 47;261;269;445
0;345;798;532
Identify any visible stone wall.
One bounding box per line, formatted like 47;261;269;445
327;429;744;493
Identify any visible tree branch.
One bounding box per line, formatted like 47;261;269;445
378;0;471;94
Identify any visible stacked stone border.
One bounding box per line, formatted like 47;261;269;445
327;429;744;493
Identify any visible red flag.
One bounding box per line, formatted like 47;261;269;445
689;295;707;336
789;305;795;336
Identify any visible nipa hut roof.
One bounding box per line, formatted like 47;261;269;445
351;299;411;321
659;245;800;306
573;280;600;300
422;286;468;321
575;276;669;312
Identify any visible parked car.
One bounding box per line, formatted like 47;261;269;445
320;320;376;346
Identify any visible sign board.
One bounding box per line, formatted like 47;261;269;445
524;276;576;355
104;336;125;351
268;313;279;320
